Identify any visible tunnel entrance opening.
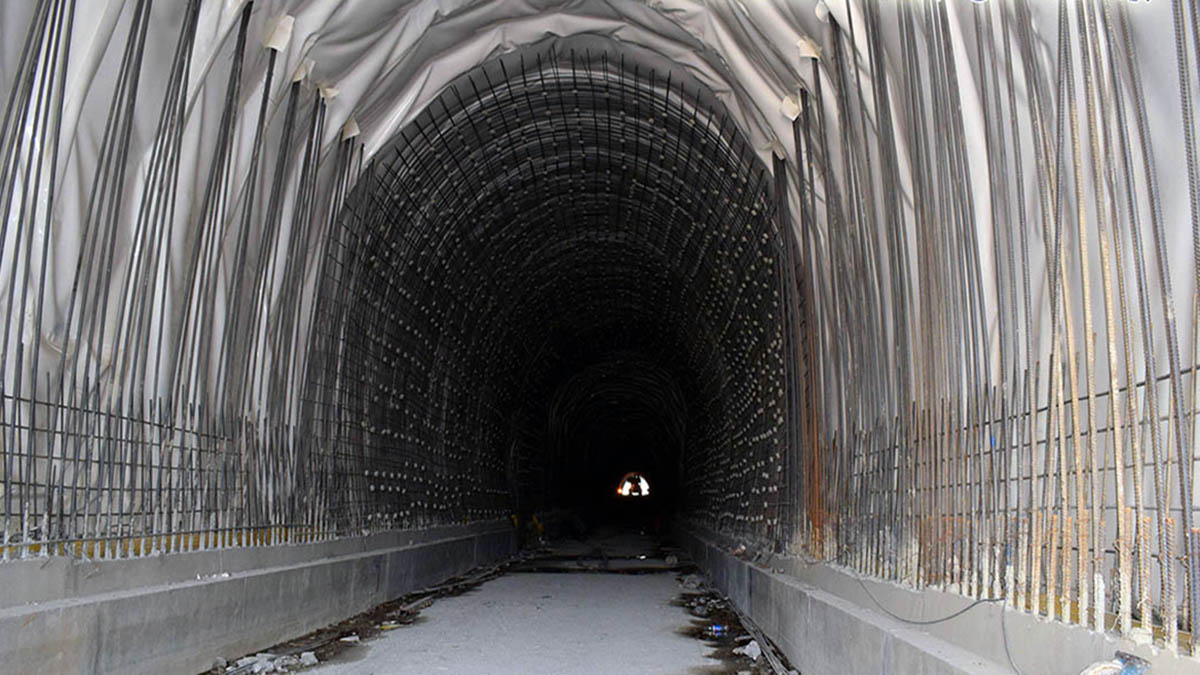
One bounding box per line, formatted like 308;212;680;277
305;35;799;549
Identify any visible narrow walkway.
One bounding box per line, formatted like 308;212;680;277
315;572;713;674
305;529;771;674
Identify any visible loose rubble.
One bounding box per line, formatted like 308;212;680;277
675;572;794;674
225;652;305;674
218;648;318;674
733;639;762;661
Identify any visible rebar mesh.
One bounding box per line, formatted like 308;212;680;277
0;11;793;562
784;0;1200;651
303;39;791;541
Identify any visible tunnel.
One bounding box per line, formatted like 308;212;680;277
307;38;793;539
2;1;1200;673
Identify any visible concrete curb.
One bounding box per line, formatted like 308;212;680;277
0;521;517;673
676;524;1198;675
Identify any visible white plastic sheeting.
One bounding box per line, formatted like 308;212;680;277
1;0;821;401
1;0;1195;409
3;0;1200;651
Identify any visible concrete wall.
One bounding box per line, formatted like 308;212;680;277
677;525;1199;675
0;521;516;674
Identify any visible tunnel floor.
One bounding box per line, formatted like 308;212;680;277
224;528;788;675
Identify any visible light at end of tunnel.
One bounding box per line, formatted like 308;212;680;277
616;472;650;498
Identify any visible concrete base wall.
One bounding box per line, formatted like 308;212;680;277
677;524;1198;675
0;521;516;674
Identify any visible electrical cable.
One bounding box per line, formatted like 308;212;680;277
856;575;1022;674
999;597;1023;675
855;575;1001;626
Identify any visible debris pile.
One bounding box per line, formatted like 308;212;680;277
676;573;796;675
684;594;720;618
221;651;317;674
733;639;762;661
215;560;508;673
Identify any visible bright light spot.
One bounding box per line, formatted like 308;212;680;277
616;472;651;498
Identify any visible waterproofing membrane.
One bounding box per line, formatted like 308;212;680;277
3;0;1200;650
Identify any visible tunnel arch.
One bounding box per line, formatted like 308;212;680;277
304;35;798;539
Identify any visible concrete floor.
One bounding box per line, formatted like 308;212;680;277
312;572;722;674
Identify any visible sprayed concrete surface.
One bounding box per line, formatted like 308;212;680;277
312;572;721;674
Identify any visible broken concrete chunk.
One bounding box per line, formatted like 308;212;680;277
226;651;312;674
733;639;761;661
299;652;318;667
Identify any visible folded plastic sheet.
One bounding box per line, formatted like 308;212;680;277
1;0;1195;400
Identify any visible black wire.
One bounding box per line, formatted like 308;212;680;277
855;577;1022;674
999;597;1023;675
855;576;1001;625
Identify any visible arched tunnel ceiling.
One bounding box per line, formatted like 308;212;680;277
309;36;789;528
4;0;1192;413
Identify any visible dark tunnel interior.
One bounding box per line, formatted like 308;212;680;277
304;36;797;542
